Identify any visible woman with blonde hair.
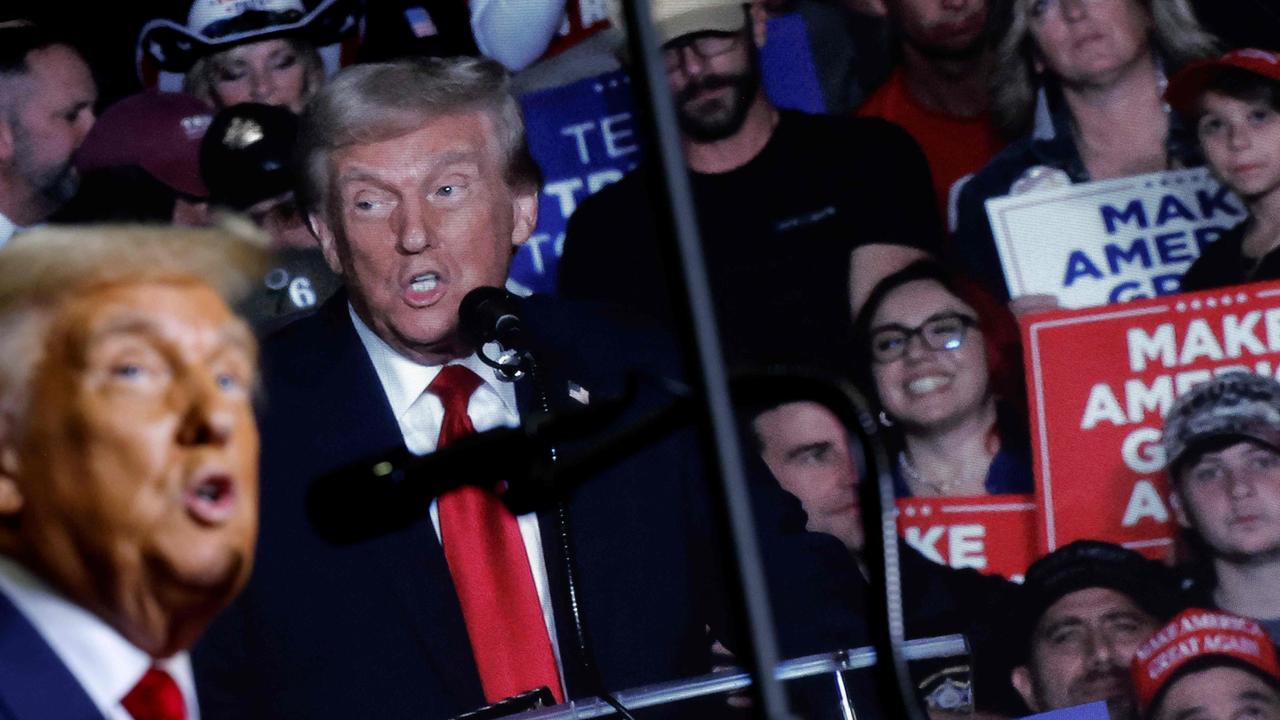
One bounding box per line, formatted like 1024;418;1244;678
138;0;358;113
951;0;1218;303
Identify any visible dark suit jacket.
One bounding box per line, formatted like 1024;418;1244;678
196;293;868;719
0;590;104;720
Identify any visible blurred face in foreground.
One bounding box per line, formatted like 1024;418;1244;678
0;278;259;656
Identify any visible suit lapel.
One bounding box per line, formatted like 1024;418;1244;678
310;298;485;708
0;590;104;719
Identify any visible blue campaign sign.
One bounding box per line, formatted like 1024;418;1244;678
513;70;641;297
508;13;824;296
1021;701;1112;720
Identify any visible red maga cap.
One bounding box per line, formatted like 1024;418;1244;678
1165;48;1280;117
76;92;213;199
1131;609;1280;714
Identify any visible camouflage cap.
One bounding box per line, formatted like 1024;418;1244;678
1163;372;1280;477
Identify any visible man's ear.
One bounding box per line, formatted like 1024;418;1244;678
0;420;24;518
0;117;15;165
308;213;345;276
510;188;538;248
749;1;769;48
1011;665;1040;713
1170;489;1193;529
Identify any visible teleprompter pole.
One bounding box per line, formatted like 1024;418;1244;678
614;1;794;717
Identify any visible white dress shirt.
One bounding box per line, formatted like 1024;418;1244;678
0;556;200;720
0;211;18;250
350;306;567;697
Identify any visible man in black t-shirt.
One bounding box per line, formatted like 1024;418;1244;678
558;0;940;373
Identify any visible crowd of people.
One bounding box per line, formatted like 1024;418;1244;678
0;0;1279;718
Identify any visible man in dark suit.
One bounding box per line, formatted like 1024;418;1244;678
193;55;868;719
0;224;263;720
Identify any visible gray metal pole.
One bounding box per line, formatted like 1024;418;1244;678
519;636;970;719
614;1;794;717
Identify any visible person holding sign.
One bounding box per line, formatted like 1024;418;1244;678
950;0;1217;303
1167;49;1280;292
1162;372;1280;644
853;260;1032;497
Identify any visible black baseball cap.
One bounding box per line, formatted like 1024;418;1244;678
1014;541;1183;660
200;102;300;212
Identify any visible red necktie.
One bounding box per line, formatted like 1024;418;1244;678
431;364;564;704
121;667;186;720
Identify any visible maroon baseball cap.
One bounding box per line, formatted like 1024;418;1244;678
1166;48;1280;117
76;92;214;199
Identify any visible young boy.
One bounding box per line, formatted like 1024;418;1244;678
1167;49;1280;290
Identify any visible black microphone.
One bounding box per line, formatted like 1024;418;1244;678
459;286;525;350
460;286;532;380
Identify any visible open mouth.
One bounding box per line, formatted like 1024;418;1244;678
185;473;237;526
907;375;952;395
404;271;446;306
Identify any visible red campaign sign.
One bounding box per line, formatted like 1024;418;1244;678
896;495;1038;581
1022;281;1280;559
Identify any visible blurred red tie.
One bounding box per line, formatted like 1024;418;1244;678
121;666;186;720
431;364;564;704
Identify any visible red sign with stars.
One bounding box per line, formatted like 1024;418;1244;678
896;495;1038;581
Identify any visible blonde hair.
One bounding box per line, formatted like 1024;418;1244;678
991;0;1219;136
183;36;325;110
0;223;268;424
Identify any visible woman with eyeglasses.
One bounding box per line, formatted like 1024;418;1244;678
853;260;1033;497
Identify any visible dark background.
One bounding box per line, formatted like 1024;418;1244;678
3;1;1277;114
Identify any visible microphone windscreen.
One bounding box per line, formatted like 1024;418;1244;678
459;286;521;348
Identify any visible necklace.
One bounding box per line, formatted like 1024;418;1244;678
898;451;952;496
898;451;990;497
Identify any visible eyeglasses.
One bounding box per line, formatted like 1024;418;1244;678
1027;0;1107;22
663;32;744;74
869;313;979;363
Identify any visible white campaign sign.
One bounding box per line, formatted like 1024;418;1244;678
987;168;1246;308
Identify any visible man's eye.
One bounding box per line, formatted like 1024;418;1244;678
216;373;245;393
434;184;467;200
352;196;388;212
1047;628;1079;645
1250;108;1276;125
1249;452;1280;470
273;53;298;70
793;444;832;465
112;363;145;379
1190;466;1224;484
1199;117;1225;136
